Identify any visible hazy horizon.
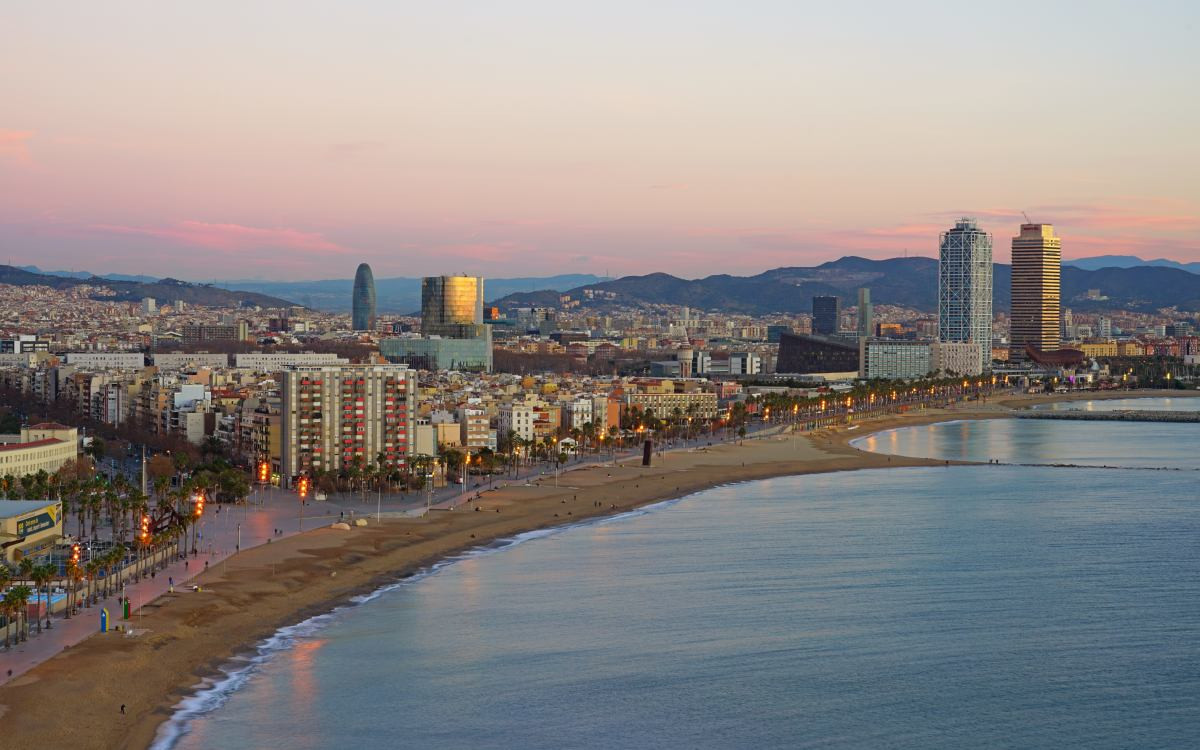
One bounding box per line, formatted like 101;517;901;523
3;2;1198;280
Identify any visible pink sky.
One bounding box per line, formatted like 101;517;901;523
2;3;1198;280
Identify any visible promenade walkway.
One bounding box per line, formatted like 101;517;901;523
0;424;785;685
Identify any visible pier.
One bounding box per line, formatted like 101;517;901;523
1016;410;1200;423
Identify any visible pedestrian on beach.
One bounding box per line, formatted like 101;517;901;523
120;704;126;715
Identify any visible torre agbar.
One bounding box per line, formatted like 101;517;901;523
1010;224;1061;359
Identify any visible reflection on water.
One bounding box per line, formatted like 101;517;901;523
169;464;1200;750
856;417;1200;469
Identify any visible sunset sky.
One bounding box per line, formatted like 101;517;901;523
2;2;1198;280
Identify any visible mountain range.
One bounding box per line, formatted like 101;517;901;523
492;257;1200;315
0;266;294;309
1063;255;1200;273
8;255;1200;316
213;274;606;313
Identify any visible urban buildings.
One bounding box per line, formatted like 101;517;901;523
1010;223;1062;359
812;296;841;336
861;340;983;379
182;322;249;344
280;364;416;485
938;218;993;372
382;275;493;372
352;263;377;332
857;288;873;340
379;335;492;372
776;333;860;376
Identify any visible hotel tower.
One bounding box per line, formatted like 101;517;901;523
938;218;993;373
1009;224;1061;359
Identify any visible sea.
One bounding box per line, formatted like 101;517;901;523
156;399;1200;750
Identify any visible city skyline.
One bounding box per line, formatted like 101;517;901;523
3;3;1199;280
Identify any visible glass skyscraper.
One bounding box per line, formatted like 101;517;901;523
351;263;376;331
421;275;485;338
938;218;993;372
812;295;841;335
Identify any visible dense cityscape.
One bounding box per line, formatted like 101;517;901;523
3;3;1199;749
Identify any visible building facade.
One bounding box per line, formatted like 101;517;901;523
938;217;993;372
812;296;841;336
777;332;859;375
857;288;873;340
1010;223;1061;359
0;423;79;479
280;364;415;485
422;275;485;338
379;334;492;372
352;263;377;331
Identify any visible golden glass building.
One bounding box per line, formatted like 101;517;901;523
1010;223;1061;359
421;275;485;338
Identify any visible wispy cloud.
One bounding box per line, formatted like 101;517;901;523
90;220;349;253
0;130;34;166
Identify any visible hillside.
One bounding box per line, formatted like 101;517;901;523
492;257;1200;314
217;273;605;313
0;265;296;309
1065;255;1200;273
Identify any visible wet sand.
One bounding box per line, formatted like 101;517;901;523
0;389;1191;749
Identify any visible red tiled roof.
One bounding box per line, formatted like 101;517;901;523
0;438;63;452
28;422;70;430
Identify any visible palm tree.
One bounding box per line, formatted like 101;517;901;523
31;563;55;632
0;566;11;646
84;560;99;607
64;560;81;619
9;584;32;642
2;590;17;649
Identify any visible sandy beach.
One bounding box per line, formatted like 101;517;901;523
0;388;1193;750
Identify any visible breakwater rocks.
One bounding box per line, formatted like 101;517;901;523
1017;410;1200;423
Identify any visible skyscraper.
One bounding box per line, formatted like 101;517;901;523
812;295;841;336
421;275;485;338
352;263;376;331
857;288;873;339
1009;224;1061;359
938;218;993;373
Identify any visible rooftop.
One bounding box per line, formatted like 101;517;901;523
0;438;63;453
0;499;59;518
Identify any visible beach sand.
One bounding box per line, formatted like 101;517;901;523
0;389;1190;749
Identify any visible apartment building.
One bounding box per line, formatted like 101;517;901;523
280;364;416;485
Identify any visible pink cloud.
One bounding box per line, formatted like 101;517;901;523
90;220;349;253
0;130;34;166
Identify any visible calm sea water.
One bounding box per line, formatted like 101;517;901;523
856;418;1200;469
160;415;1200;750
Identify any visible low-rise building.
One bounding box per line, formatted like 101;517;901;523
0;423;79;479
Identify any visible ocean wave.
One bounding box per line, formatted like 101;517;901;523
150;495;688;749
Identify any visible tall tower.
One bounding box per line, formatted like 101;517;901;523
1010;224;1061;359
857;288;873;339
351;263;376;331
812;295;841;336
421;275;485;338
938;218;993;372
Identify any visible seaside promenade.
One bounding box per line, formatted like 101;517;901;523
2;388;1196;750
0;430;759;686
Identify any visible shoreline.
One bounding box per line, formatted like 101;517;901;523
1;388;1193;750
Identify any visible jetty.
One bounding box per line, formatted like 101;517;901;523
1016;410;1200;423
